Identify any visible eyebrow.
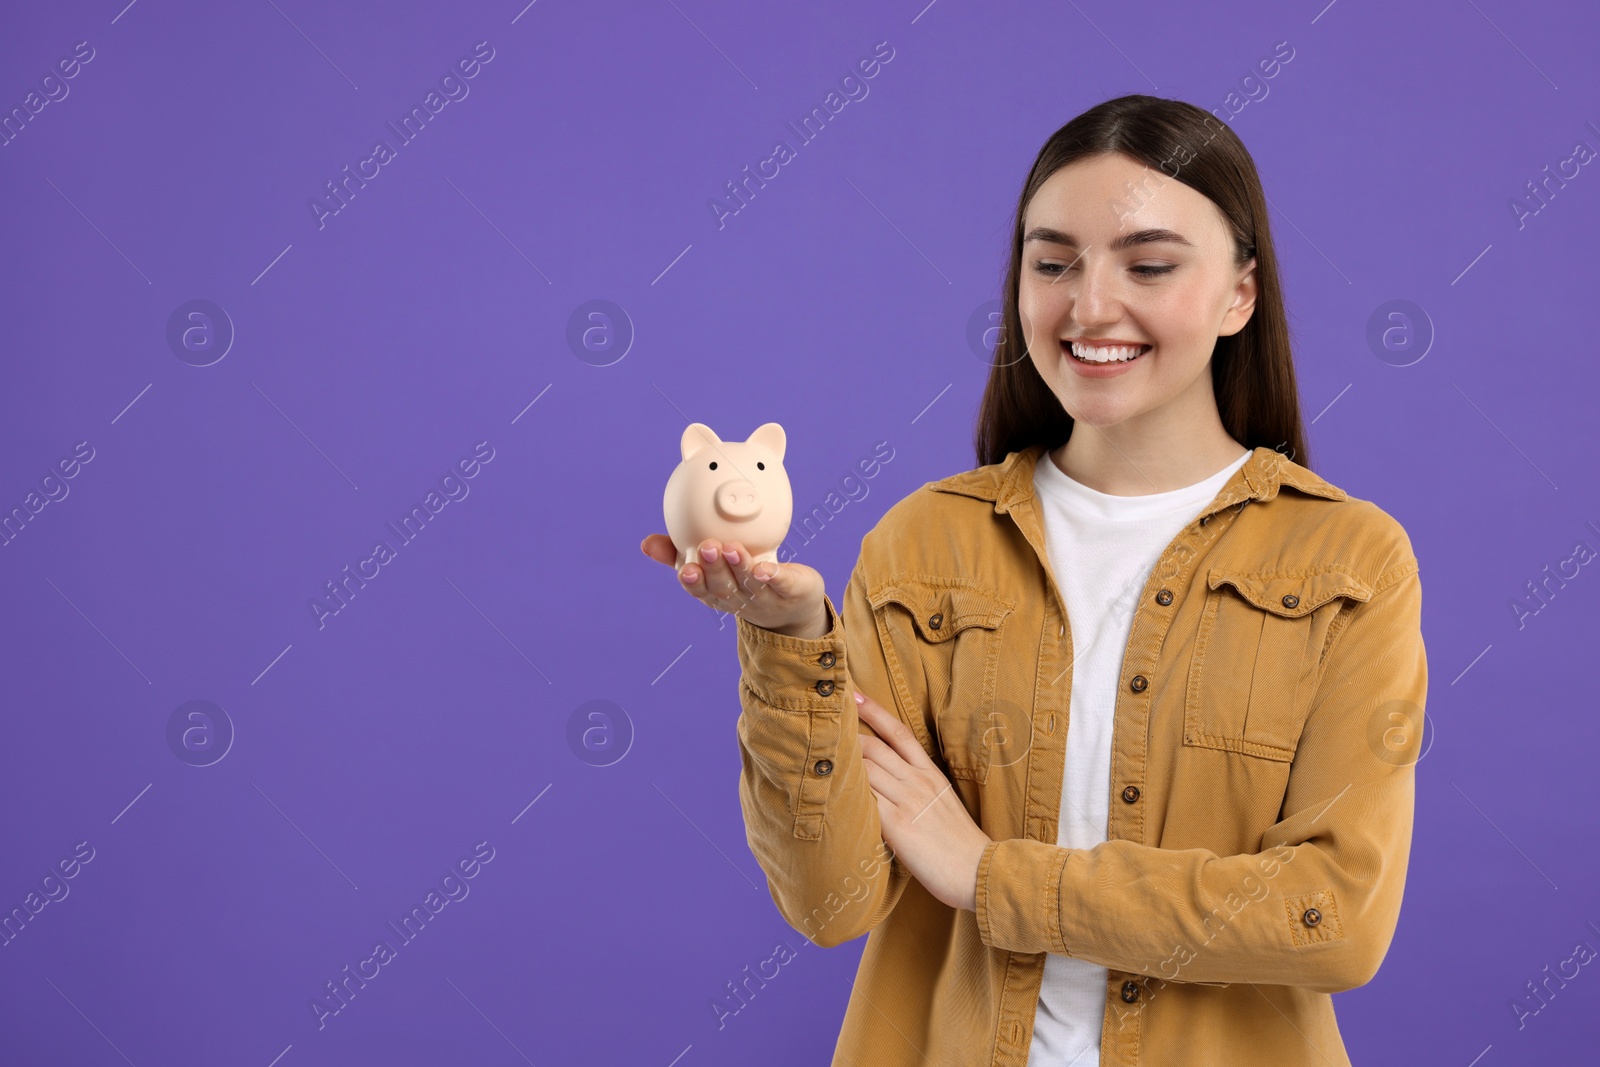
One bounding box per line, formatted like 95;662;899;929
1022;226;1195;251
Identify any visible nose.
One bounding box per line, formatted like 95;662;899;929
715;480;763;522
1068;271;1120;329
1066;256;1121;327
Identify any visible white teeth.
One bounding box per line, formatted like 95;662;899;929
1068;341;1149;363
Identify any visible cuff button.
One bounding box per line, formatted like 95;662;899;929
814;758;833;776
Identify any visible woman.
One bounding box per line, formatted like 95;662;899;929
642;94;1426;1067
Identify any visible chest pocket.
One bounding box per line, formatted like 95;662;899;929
1184;567;1373;762
869;580;1016;784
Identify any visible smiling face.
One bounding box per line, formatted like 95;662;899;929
1018;152;1258;440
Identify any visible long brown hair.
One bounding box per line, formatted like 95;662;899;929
974;94;1310;471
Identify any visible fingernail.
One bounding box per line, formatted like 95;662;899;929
853;691;864;704
723;549;739;564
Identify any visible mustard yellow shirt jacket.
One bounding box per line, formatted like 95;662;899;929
734;443;1427;1067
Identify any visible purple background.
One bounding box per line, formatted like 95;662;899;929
3;1;1597;1064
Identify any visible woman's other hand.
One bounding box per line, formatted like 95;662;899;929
855;690;992;913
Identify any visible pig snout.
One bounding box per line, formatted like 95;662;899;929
714;480;763;522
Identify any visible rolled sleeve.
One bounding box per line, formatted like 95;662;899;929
975;837;1070;955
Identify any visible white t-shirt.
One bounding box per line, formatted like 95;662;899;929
1025;446;1251;1066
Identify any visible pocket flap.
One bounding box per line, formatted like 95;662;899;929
869;580;1013;642
1206;568;1373;618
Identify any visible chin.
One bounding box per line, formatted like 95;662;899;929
1058;398;1133;427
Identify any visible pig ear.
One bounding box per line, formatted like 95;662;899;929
748;422;786;461
681;423;722;462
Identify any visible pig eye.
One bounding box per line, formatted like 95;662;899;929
708;462;717;470
757;462;765;470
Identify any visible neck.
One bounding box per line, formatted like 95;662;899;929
1048;425;1248;496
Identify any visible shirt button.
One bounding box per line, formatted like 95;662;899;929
1121;785;1140;803
1155;589;1173;606
1302;907;1322;927
929;612;943;630
1199;514;1211;526
1281;594;1300;609
1120;980;1140;1003
814;758;834;776
815;680;835;697
1129;675;1148;693
819;651;836;667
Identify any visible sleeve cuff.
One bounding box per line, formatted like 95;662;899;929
736;595;848;711
974;836;1071;956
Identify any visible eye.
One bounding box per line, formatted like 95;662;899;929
1030;260;1175;278
709;461;717;470
757;462;765;470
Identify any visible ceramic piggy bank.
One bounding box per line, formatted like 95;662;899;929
663;423;793;573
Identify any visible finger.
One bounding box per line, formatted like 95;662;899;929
854;692;934;771
678;558;733;615
861;757;902;806
679;556;709;595
697;539;741;600
721;541;772;601
678;552;758;618
640;534;678;566
859;735;913;782
691;541;736;606
716;541;767;609
749;553;801;598
713;547;768;614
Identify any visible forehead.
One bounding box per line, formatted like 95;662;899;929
1023;153;1226;246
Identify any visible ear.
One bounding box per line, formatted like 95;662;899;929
681;423;722;462
1219;256;1258;338
747;422;786;461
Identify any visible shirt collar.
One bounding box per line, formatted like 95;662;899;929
927;443;1347;518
